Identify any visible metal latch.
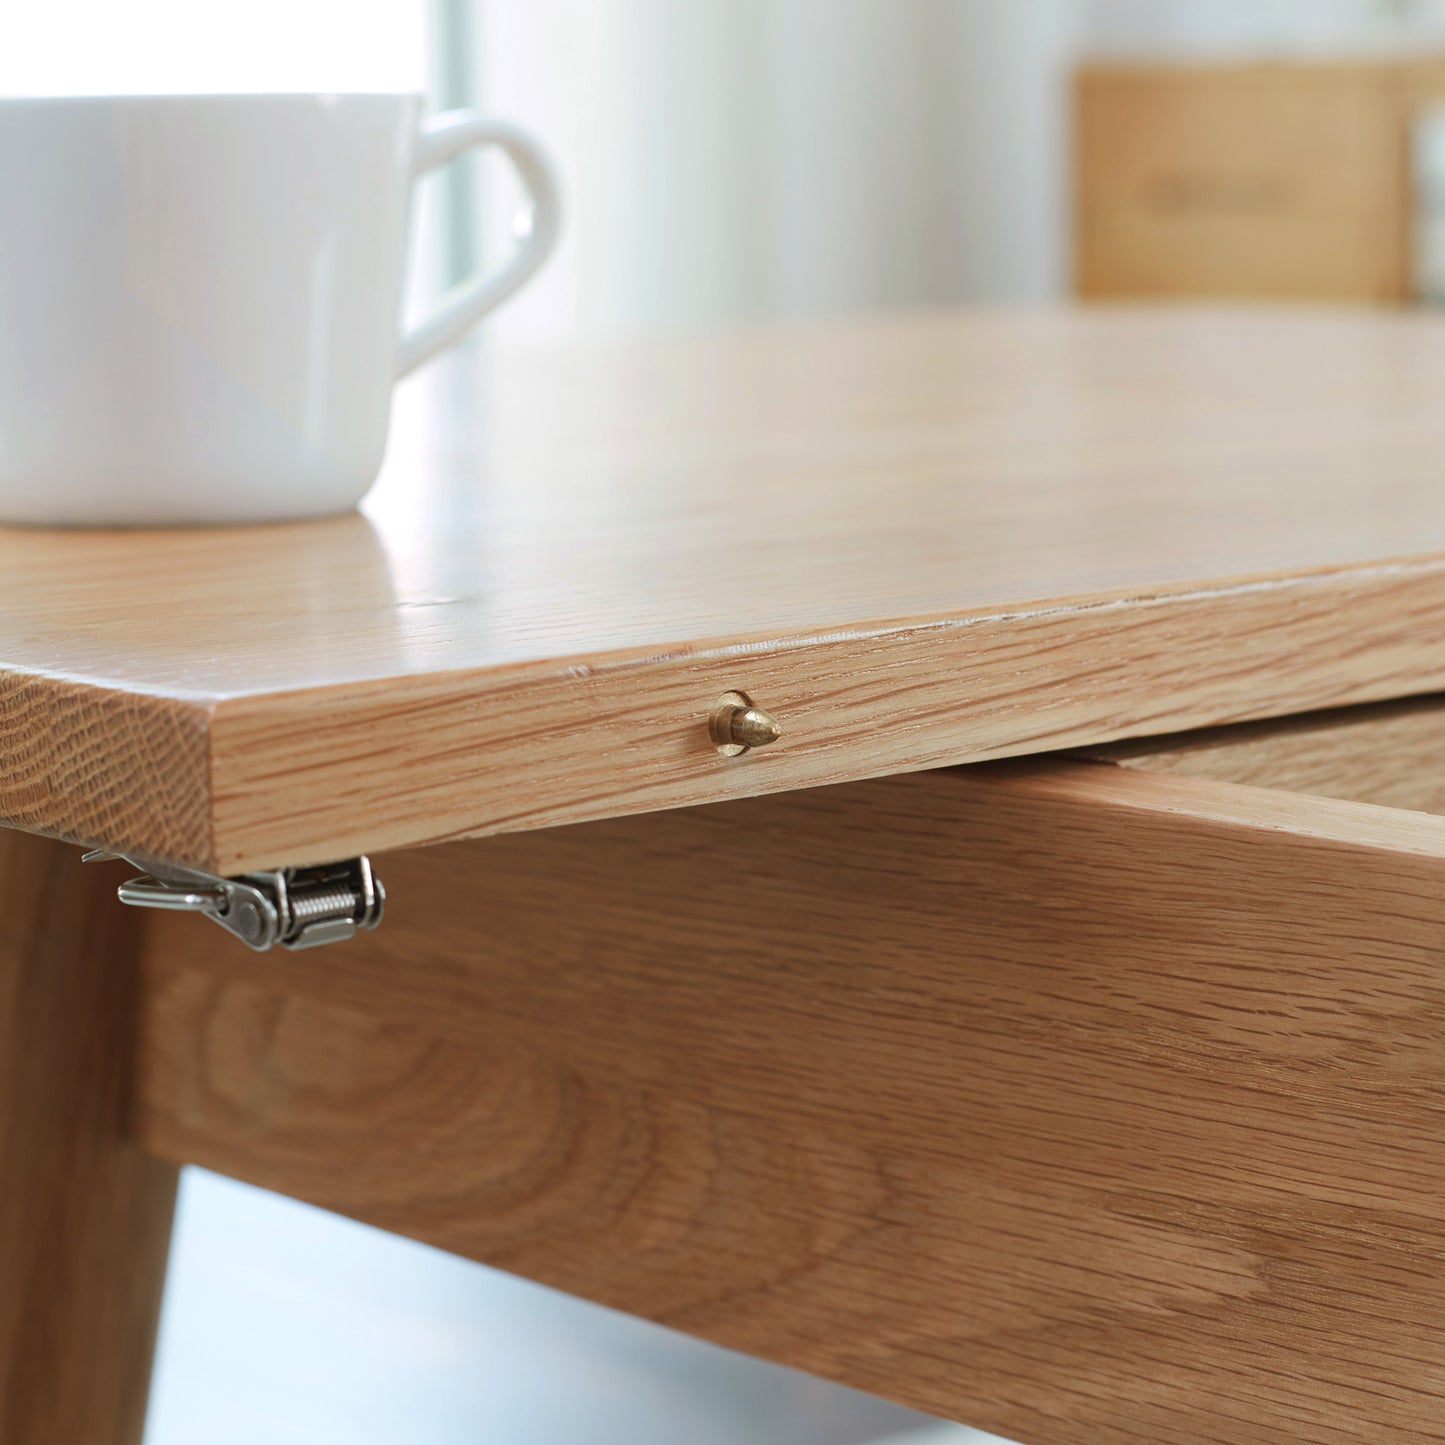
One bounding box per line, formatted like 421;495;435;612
83;851;385;951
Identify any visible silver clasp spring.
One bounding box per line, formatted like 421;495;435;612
83;851;385;952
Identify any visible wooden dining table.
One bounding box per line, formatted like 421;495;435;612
6;306;1445;1445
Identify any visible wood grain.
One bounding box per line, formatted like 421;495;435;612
1084;693;1445;813
0;832;177;1445
11;308;1445;867
1075;61;1411;300
0;673;213;862
137;763;1445;1443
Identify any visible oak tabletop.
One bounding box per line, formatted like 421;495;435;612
7;305;1445;871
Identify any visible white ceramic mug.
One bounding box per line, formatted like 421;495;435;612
0;93;560;525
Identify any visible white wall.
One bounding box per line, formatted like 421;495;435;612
1083;0;1445;55
468;0;1079;339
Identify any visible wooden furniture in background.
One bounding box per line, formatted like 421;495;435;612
6;308;1445;1443
1075;56;1445;301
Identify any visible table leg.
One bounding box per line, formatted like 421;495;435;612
0;830;178;1445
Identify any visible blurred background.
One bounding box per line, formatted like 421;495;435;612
23;0;1431;1439
419;0;1445;341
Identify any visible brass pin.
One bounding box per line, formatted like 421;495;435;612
709;692;783;756
729;706;782;749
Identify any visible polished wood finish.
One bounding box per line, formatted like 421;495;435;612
0;834;177;1445
1085;693;1445;814
1075;60;1415;300
8;309;1445;869
136;763;1445;1444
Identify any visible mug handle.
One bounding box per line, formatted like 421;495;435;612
397;111;562;377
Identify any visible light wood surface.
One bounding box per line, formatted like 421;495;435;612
1075;61;1412;301
1085;693;1445;813
0;833;177;1445
11;308;1445;869
136;762;1445;1444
